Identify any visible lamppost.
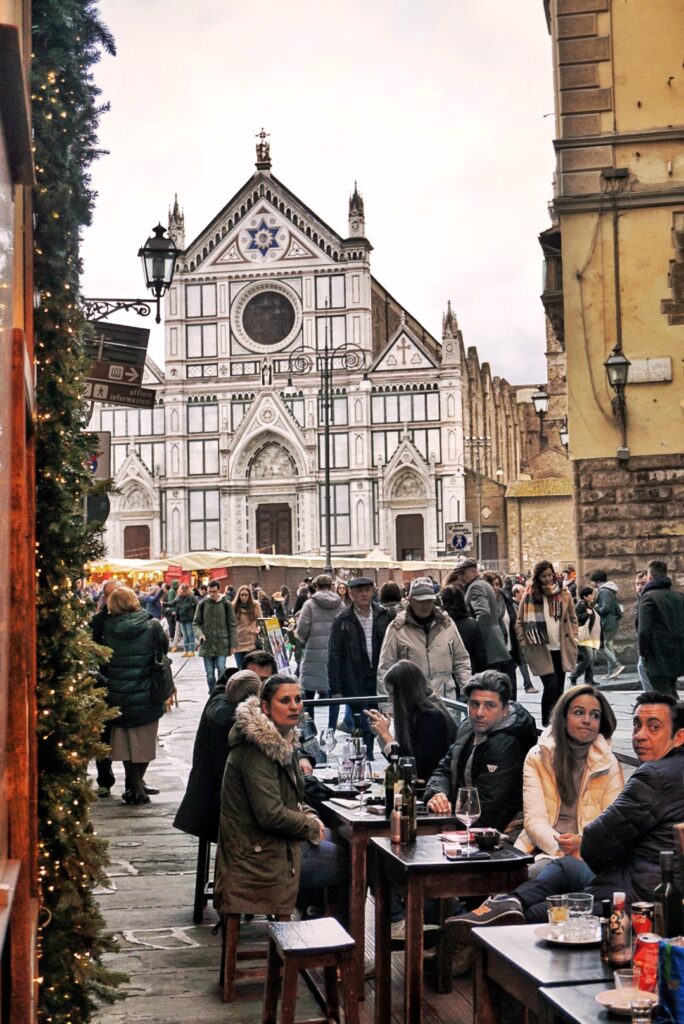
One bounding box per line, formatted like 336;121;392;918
463;436;491;564
285;306;367;575
81;224;180;323
531;385;550;441
604;344;631;460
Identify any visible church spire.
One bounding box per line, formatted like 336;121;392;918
168;193;185;249
442;300;458;337
348;181;365;237
255;127;272;171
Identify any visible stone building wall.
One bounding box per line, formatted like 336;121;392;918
506;488;576;574
574;452;684;663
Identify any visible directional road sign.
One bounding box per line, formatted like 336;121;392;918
84;380;156;408
88;360;144;386
445;521;473;554
85;321;150;367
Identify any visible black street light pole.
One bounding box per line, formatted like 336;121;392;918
285;301;367;576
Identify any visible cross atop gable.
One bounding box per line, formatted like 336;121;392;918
373;326;438;373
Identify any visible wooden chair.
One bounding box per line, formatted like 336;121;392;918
262;917;359;1024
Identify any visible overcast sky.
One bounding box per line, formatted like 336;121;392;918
81;0;556;383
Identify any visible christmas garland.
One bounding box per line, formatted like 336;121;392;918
32;2;126;1020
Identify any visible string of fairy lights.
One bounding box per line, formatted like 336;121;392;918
31;2;125;1020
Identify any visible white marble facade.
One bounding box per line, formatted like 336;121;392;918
90;140;467;562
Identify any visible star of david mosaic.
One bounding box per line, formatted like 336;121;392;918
246;219;280;256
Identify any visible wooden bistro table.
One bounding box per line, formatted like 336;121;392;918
372;836;533;1024
319;799;457;994
473;923;614;1024
539;981;620;1024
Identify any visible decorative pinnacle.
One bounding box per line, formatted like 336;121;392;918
256;128;271;169
349;180;364;218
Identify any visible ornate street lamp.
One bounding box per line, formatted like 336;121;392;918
559;418;569;454
604;344;631;459
531;385;550;441
82;224;181;323
285;306;367;575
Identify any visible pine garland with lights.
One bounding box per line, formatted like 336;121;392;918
32;3;127;1020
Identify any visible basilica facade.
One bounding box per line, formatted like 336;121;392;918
91;137;530;565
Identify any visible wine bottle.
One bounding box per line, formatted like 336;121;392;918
653;850;682;938
399;763;417;844
599;898;612;962
608;891;631;965
384;749;401;817
351;713;364;758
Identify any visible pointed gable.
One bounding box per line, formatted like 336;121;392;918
182;172;346;273
372;320;438;373
228;390;308;478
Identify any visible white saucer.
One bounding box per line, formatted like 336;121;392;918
595;988;657;1016
534;923;600;945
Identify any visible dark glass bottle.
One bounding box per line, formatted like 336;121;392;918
399;763;417;844
599;898;612;962
653;850;682;938
384;749;401;817
351;713;364;758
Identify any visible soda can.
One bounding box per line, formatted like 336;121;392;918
632;933;660;992
632;902;655;938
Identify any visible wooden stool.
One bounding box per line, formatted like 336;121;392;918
262;918;360;1024
220;913;269;1002
192;837;213;924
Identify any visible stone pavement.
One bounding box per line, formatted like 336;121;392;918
90;653;679;1021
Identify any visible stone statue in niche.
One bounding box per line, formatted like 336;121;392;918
392;472;424;499
249;443;295;479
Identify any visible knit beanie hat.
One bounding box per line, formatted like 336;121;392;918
225;669;262;703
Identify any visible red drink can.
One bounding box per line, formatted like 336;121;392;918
632;933;660;992
632;902;655;938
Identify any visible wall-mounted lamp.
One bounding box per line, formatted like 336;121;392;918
603;344;631;460
531;385;550;440
559;418;569;454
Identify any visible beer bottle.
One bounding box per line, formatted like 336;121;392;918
653;850;682;937
384;748;401;817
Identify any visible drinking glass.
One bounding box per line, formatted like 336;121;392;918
319;728;338;769
629;998;654;1023
454;787;481;856
614;968;642;992
352;759;373;814
546;894;568;936
566;892;594;939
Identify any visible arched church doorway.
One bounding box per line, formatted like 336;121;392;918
396;514;424;560
256;504;292;554
124;525;150;559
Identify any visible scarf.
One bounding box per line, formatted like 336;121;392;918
519;583;562;645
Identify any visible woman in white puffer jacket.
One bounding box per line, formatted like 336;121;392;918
515;684;624;864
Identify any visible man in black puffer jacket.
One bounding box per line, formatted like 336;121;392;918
456;691;684;926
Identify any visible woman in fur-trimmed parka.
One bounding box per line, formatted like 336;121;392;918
515;684;624;860
214;676;323;916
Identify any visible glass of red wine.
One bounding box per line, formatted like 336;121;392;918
352;758;373;814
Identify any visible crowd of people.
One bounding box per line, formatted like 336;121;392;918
85;556;683;988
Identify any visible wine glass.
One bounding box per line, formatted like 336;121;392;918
319;728;338;771
454;787;481;856
352;759;373;814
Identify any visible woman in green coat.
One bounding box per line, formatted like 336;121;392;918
214;675;323;917
102;586;166;805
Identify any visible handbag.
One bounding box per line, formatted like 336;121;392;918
150;621;175;703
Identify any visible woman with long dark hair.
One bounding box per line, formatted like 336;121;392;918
365;659;456;782
440;584;488;673
335;580;352;608
515;560;578;726
515;683;623;870
232;585;261;668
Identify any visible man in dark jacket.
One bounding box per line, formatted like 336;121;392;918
328;576;391;758
193;580;238;692
638;560;684;697
424;671;537;832
457;691;684;925
590;568;625;679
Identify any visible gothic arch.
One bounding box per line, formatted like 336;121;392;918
247;441;298;481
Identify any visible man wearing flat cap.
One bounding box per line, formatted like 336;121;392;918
377;576;472;700
328;577;391;758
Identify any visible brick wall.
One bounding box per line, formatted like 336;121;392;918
507;495;576;574
574;453;684;662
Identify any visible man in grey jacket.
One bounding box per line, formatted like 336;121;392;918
446;560;516;696
377;576;471;699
